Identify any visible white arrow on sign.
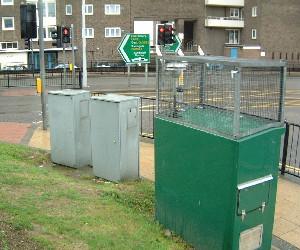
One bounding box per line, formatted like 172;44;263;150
118;35;131;63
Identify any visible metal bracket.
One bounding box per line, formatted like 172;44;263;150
261;202;266;213
242;210;246;221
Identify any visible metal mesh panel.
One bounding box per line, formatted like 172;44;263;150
156;56;286;139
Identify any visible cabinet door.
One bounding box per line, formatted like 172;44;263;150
49;95;76;167
92;101;121;182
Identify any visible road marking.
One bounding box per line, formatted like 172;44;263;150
279;163;300;173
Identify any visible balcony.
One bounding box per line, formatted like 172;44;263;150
205;16;244;28
205;0;244;7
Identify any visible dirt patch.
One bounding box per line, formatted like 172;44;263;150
140;141;155;181
0;214;44;250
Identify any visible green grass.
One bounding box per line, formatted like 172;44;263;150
0;230;9;250
0;142;191;249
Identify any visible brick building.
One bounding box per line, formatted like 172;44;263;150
0;0;299;68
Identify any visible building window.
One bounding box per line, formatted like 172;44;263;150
230;8;239;18
1;0;13;5
43;2;56;17
105;27;121;37
85;4;93;15
2;17;14;30
35;26;55;40
252;29;257;39
226;29;239;44
0;42;17;49
66;5;72;15
252;6;257;17
105;4;120;15
47;26;56;39
85;28;94;38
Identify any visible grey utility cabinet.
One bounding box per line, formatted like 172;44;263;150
91;94;139;183
48;89;91;168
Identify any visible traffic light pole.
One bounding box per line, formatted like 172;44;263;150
30;38;34;70
145;63;148;87
38;0;47;130
127;64;131;87
71;24;76;88
63;43;66;89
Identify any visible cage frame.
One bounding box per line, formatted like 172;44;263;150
156;55;286;139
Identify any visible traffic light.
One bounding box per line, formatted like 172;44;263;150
157;24;176;46
164;25;176;45
20;4;37;39
24;38;31;50
51;26;62;47
157;24;166;46
62;26;70;43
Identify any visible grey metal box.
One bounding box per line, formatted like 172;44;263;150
48;89;91;168
91;94;139;182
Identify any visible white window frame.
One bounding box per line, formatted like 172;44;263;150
105;27;121;37
85;28;94;38
1;0;13;5
0;41;18;50
2;17;14;30
252;29;257;39
230;8;239;18
226;29;240;44
43;2;56;17
85;4;93;15
105;4;121;15
66;5;72;15
252;6;257;17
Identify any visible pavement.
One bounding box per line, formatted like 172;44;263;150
0;78;300;249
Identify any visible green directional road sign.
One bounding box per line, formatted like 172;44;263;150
118;34;150;64
163;35;182;53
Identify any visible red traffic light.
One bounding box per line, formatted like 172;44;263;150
62;26;70;43
168;27;174;31
159;27;165;33
63;27;69;35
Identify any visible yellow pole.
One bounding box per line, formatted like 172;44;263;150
36;78;42;93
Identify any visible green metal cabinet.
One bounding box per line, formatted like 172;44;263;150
155;117;284;250
155;56;286;249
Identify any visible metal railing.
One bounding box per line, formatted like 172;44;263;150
206;16;244;21
281;122;300;177
88;60;156;74
140;97;155;138
0;69;82;89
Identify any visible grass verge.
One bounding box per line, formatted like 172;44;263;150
0;142;192;249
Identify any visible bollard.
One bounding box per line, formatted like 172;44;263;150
36;77;42;93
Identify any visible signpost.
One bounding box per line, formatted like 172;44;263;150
163;35;181;53
118;34;150;64
118;34;150;86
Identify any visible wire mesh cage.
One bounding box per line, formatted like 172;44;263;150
156;56;286;139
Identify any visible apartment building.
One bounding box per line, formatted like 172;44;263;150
0;0;299;68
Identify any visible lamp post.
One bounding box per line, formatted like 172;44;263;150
82;0;87;87
38;0;47;130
